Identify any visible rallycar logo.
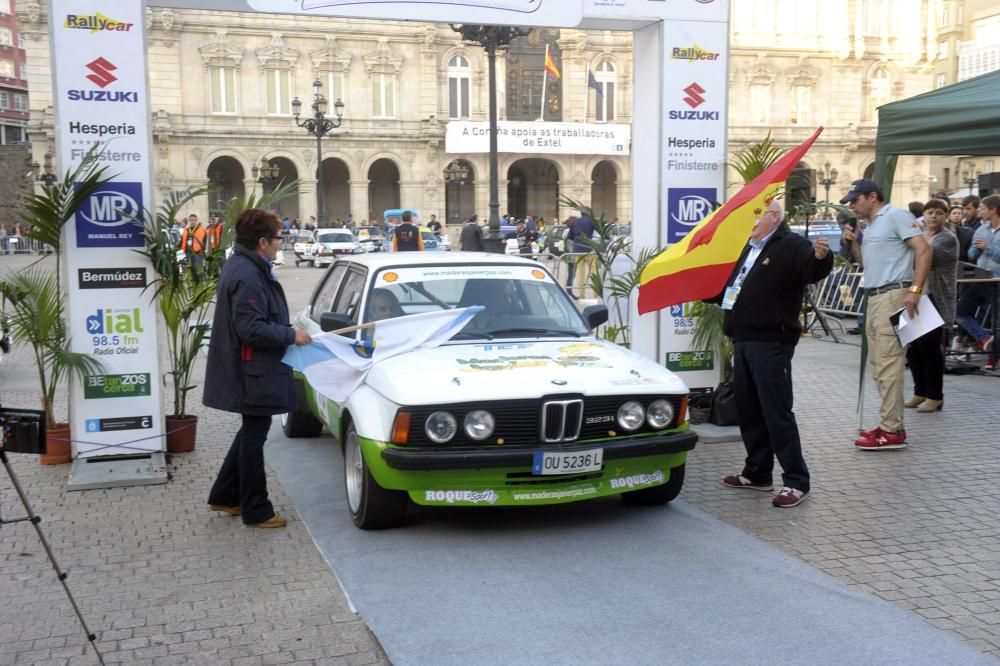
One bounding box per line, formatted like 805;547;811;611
671;46;720;63
64;13;134;33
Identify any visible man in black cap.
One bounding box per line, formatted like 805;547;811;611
840;178;931;452
460;214;484;251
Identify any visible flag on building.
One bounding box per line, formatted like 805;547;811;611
637;127;824;314
588;70;602;98
282;306;484;402
544;47;560;78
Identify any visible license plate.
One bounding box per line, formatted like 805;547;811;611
532;448;603;475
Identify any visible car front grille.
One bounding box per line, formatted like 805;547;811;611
403;394;685;447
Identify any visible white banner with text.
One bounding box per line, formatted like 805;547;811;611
446;121;631;156
51;0;163;457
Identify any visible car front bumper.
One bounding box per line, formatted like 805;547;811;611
362;428;697;506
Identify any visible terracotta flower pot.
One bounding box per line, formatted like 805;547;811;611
40;423;72;465
165;415;198;453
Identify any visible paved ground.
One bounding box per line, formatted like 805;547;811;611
2;254;999;663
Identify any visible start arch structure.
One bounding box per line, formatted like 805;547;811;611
49;0;729;458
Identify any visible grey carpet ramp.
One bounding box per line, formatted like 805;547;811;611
267;429;996;666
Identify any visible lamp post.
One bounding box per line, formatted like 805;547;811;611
443;159;470;226
31;152;58;186
451;24;532;253
251;158;281;210
819;161;838;204
292;79;344;229
962;162;979;196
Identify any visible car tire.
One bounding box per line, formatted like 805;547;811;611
620;463;685;506
281;405;323;438
343;423;408;529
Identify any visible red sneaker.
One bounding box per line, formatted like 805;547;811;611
985;358;997;371
855;428;907;451
857;426;883;440
979;335;995;353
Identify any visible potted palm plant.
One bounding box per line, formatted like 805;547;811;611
134;183;298;452
0;151;111;463
559;195;657;348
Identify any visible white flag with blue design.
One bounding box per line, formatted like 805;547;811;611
283;306;483;402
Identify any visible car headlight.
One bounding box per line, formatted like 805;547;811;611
616;401;645;431
425;411;457;443
464;410;495;441
646;399;674;429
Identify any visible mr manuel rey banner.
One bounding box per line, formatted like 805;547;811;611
51;0;163;458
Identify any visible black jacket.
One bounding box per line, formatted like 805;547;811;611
460;222;484;251
203;244;295;415
719;229;833;345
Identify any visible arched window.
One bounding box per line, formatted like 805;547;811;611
593;60;616;122
870;66;890;118
448;55;471;119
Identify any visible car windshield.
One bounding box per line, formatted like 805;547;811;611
318;231;354;243
295;231;313;241
363;264;589;339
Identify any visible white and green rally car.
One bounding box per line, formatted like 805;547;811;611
283;252;697;529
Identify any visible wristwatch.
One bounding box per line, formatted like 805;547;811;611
908;285;923;294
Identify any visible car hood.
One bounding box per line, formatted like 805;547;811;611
364;338;688;405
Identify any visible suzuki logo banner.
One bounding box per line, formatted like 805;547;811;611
50;0;162;457
660;6;730;390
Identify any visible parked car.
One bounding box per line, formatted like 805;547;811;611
419;226;440;251
282;252;698;529
356;225;385;253
292;229;318;266
788;223;843;255
311;229;360;267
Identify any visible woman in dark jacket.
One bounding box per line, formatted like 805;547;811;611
205;208;311;528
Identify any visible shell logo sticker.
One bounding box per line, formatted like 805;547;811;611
531;269;545;279
382;271;398;283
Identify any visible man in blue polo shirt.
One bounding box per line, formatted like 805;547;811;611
841;179;931;451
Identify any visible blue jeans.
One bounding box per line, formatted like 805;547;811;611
955;283;994;342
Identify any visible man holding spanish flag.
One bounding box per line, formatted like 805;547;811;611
715;197;832;508
637;128;831;508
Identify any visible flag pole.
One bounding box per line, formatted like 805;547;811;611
539;44;548;122
583;69;588;121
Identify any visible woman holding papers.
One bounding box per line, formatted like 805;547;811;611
905;199;958;413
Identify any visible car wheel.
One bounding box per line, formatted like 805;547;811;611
620;463;685;506
343;423;408;529
281;405;323;438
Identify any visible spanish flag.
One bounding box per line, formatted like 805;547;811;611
544;46;560;79
637;127;824;314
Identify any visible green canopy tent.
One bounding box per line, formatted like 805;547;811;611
874;68;1000;200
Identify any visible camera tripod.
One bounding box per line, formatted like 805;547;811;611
801;285;843;343
0;448;105;664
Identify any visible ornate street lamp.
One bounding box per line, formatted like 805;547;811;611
252;158;281;210
819;161;839;203
962;162;979;196
451;24;533;253
292;79;344;228
443;159;470;226
31;152;58;186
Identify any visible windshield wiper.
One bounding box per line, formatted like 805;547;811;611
485;327;582;338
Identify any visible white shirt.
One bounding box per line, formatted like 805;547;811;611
732;227;777;289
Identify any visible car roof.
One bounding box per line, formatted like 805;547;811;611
334;251;542;270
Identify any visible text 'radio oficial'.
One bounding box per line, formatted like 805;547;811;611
86;308;144;355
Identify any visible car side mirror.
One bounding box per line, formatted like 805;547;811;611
581;304;609;329
320;312;356;333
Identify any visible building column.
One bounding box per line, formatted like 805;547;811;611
349;179;370;223
618;180;633;225
298;178;317;225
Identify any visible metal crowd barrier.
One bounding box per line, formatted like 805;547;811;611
811;264;865;317
0;235;53;255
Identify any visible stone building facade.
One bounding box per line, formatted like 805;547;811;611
17;1;936;229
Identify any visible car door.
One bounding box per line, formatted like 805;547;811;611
330;265;368;324
309;263;349;325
